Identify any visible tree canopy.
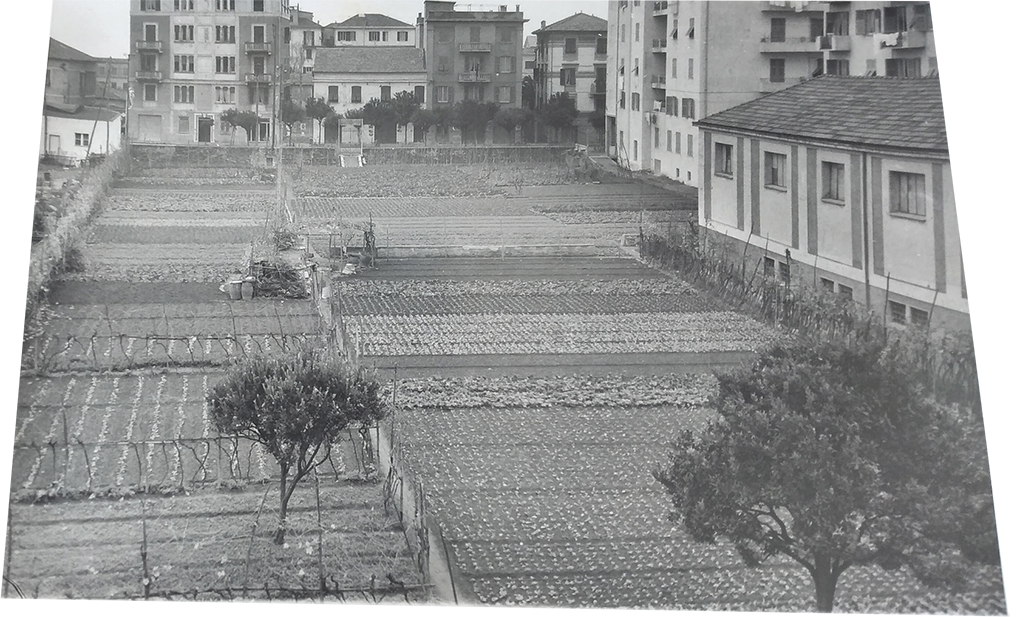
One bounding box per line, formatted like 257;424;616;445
494;107;531;144
305;97;333;143
279;98;306;144
538;93;578;142
452;99;498;144
654;339;999;612
219;108;259;145
208;349;386;544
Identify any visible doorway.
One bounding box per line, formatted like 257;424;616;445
198;116;214;142
48;134;60;154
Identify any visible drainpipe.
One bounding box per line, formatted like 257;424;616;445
861;151;872;310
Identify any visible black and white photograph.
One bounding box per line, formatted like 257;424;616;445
1;0;1016;613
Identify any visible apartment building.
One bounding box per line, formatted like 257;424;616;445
533;13;608;117
128;0;294;144
697;76;965;329
323;14;418;47
418;1;526;111
284;9;321;103
607;0;937;186
96;58;131;91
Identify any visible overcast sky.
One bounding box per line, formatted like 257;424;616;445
48;0;608;59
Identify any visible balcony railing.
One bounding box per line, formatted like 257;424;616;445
759;36;819;53
135;40;164;52
761;1;825;11
245;73;272;83
244;42;273;54
652;1;670;13
880;30;927;49
135;70;162;81
818;34;851;51
458;42;492;52
759;75;808;93
458;72;492;82
650;75;667;88
651;38;668;51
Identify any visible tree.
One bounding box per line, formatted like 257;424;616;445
654;340;999;612
220;108;259;145
391;91;421;143
538;92;578;143
280;97;306;145
411;108;438;145
305;97;333;144
521;75;536;110
208;349;387;544
494;107;531;145
452;99;498;145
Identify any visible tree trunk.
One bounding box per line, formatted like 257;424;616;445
811;559;840;613
274;465;289;544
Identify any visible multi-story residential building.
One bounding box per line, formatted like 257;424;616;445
284;8;321;102
696;76;965;329
96;58;131;91
523;35;538;84
311;47;426;143
128;0;295;145
46;39;128;112
323;13;418;47
419;1;526;118
607;0;936;186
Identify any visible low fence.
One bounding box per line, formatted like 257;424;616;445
283;145;571;167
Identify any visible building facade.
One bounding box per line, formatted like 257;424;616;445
534;13;608;115
96;58;131;91
419;1;526;111
323;14;417;48
607;0;937;186
128;0;294;145
40;105;124;165
695;76;965;330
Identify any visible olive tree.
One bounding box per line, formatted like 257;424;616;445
208;349;386;544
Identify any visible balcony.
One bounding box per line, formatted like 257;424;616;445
652;1;670;14
761;1;826;11
458;42;491;53
135;70;162;81
650;75;667;89
759;36;820;53
244;42;273;54
135;40;164;52
883;30;928;50
245;73;272;83
651;38;668;52
458;72;492;82
817;35;851;51
760;76;808;93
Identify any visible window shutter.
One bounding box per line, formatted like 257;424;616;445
560;68;566;85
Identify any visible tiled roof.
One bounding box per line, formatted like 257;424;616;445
695;76;948;154
44;104;121;122
314;47;425;73
48;38;96;63
329;13;412;29
534;12;608;34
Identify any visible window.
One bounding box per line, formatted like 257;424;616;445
305;48;313;60
253;25;265;43
252;84;269;104
715;143;733;176
826;59;849;76
174;25;194;41
174;55;194;73
498;85;512;103
74;132;89;146
414;85;425;103
144;23;158;41
215;56;235;73
826;11;850;35
928;57;938;77
666;130;672;152
635;23;640;41
596;36;607;54
889;300;907;324
252;55;266;75
855;9;881;35
688;58;694;80
398;30;409;42
382;31;389;42
302;66;312;73
778;261;791;284
883;6;907;33
865;59;877;77
46;69;50;87
470;26;481;43
178;115;190;134
770;18;786;42
438;56;450;73
338;30;355;42
619;91;626;109
216;0;235;9
565;38;577;55
763;257;775;278
369;31;381;41
464;84;483;101
681;97;694;119
174;0;193;10
220;119;232;134
284;27;290;43
890;171;926;217
173;85;194;103
764;152;786;188
686;17;695;38
631;92;640;111
253;0;264;11
620;23;626;42
687;134;694;157
838;284;853;299
560;67;576;86
821;278;835;293
437;27;453;43
381;85;391;101
141;0;161;10
499;56;515;74
665;96;678;116
822;162;844;202
436;85;450;103
912;4;932;32
499;27;514;43
327;85;338;103
633;140;638;157
886;58;922;78
143;83;157;101
769;58;785;83
634;58;639;75
910;307;929;327
303;30;314;45
215;25;236;42
671;58;677;78
215;86;236;103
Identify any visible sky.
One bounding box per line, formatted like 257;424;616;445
48;0;609;59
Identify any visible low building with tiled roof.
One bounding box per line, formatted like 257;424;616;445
311;47;426;144
533;12;608;136
693;76;967;330
324;13;417;47
40;103;124;165
46;38;99;109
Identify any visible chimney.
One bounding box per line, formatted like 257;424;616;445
541;20;546;29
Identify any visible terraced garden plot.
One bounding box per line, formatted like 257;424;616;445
11;372;367;495
296;196;537;219
348;312;777;356
339;292;722;316
90;224;263;245
106;189;274;213
5;482;421;600
352;256;666;281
